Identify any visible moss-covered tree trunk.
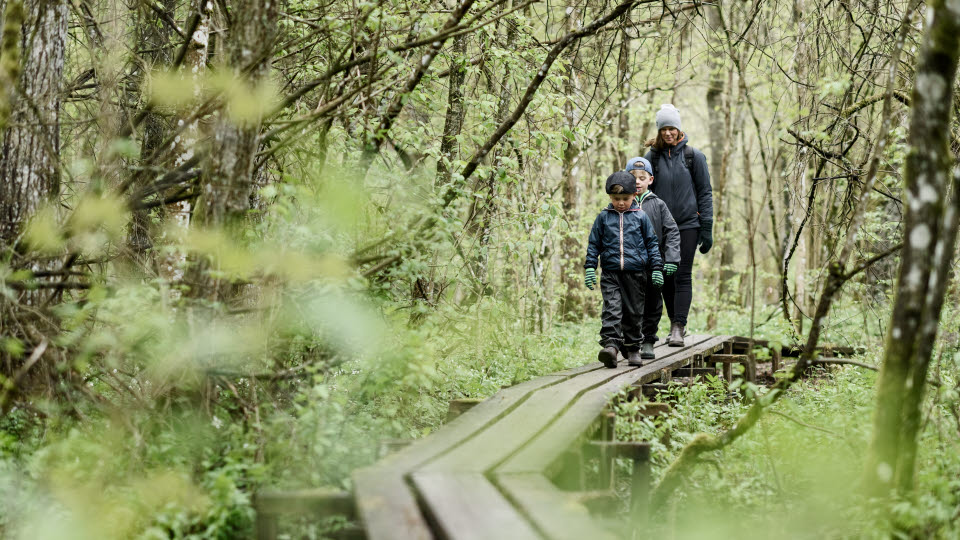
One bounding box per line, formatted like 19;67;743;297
865;0;960;495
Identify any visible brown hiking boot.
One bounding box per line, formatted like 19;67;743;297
668;322;685;347
627;350;643;366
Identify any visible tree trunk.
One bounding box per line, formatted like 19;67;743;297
190;0;279;301
705;3;728;327
127;0;177;266
0;0;66;251
559;4;583;320
865;0;960;495
436;31;468;187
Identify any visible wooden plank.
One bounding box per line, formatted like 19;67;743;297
496;473;620;540
380;374;568;471
710;354;750;363
631;336;731;387
353;374;568;540
353;471;431;540
254;488;354;517
552;339;671;376
411;472;540;540
422;336;712;475
496;336;727;476
672;367;717;377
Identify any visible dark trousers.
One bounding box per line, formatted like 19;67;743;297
641;276;663;343
599;270;646;352
662;228;699;326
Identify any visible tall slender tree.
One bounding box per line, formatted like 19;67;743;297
865;0;960;495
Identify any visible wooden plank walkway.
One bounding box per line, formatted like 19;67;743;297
348;334;739;540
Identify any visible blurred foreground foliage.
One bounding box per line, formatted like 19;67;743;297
0;163;599;538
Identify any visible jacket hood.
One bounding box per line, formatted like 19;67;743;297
638;190;660;201
670;133;689;151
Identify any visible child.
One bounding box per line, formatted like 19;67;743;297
584;172;664;368
625;157;681;360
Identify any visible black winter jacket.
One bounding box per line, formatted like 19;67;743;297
584;202;664;273
636;191;681;264
644;135;713;231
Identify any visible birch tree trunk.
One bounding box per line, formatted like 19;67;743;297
705;2;729;325
865;0;960;494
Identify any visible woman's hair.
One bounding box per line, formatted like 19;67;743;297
647;130;685;150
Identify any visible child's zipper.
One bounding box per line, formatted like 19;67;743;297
619;212;624;270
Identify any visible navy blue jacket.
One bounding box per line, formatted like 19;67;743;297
584;202;663;273
644;135;713;231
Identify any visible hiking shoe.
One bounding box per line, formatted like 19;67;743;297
627;350;643;366
641;342;656;360
668;323;685;347
598;346;619;368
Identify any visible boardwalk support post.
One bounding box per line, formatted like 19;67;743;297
596;412;616;489
589;442;652;523
628;443;651;525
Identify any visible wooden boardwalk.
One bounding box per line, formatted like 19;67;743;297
351;334;736;540
253;334;858;539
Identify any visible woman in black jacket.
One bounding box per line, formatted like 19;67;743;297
643;104;713;346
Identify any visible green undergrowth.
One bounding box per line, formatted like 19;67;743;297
612;354;960;539
0;300;598;539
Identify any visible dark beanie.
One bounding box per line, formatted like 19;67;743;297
605;171;637;195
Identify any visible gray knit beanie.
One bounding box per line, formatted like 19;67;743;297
656;104;682;131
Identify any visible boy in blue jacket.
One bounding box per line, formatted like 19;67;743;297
584;172;664;368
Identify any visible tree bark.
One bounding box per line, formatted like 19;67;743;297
127;0;177;266
436;31;469;187
190;0;279;301
865;0;960;495
559;4;583;320
0;0;66;250
705;2;729;323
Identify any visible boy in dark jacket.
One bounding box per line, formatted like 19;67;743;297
584;172;664;368
625;157;681;360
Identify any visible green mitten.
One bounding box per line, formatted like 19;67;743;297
585;268;597;290
651;270;663;287
664;263;678;276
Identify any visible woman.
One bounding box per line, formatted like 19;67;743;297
644;104;713;346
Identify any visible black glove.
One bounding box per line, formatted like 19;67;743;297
698;221;713;254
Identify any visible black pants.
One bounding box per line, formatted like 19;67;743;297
662;228;699;327
641;275;664;344
599;270;646;352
